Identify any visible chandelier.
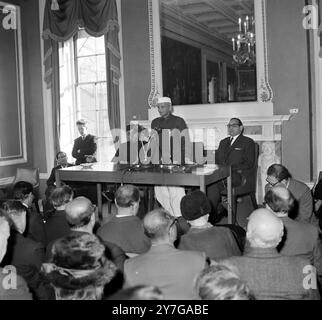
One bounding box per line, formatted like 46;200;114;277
232;16;256;66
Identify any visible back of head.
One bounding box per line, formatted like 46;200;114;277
196;264;253;300
50;185;73;208
115;185;140;208
42;232;116;300
180;190;212;221
264;187;294;215
12;181;33;200
267;164;291;182
65;197;95;229
143;208;174;241
246;208;284;249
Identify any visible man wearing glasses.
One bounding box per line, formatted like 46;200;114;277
208;118;256;223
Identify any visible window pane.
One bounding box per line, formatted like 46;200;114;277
96;83;107;111
76;30;105;56
77;84;96;112
79;111;97;136
77;56;97;83
77;35;96;57
97;55;107;82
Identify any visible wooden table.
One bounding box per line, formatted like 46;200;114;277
55;163;232;223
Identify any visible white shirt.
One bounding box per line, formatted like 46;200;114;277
230;134;241;146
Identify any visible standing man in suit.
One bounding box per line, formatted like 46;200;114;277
72;119;97;165
151;97;192;217
208;118;256;221
124;208;208;299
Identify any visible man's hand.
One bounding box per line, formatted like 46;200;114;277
85;155;95;163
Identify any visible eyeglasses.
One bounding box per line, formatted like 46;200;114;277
227;124;240;128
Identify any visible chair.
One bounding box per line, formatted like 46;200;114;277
221;143;259;225
12;167;40;189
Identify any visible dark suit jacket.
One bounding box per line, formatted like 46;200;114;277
72;134;97;165
46;164;74;187
25;207;47;246
124;243;207;300
222;247;320;300
177;226;241;260
97;216;151;254
278;216;322;278
151;114;191;163
216;134;255;174
1;231;48;299
43;210;71;247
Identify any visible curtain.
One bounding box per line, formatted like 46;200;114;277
42;0;121;152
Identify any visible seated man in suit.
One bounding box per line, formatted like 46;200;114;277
265;164;317;225
43;151;74;213
264;186;322;285
12;181;46;245
72;119;97;165
46;151;74;188
221;208;320;300
177;190;241;260
124;208;208;300
1;201;51;299
47;197;127;273
97;185;151;255
0;213;32;300
43;185;73;246
208;118;256;222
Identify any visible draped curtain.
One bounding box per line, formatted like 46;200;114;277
42;0;121;154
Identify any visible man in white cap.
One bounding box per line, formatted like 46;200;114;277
151;97;192;217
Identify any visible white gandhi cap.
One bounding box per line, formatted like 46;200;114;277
156;97;172;104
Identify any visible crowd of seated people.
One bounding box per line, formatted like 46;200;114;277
0;159;321;300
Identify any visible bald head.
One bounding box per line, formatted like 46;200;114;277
65;197;95;228
247;208;284;249
264;186;294;215
143;208;175;242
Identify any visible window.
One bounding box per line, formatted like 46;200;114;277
59;30;115;163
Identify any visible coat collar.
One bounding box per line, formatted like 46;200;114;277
244;246;280;258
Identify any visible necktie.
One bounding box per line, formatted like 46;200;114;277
230;137;233;145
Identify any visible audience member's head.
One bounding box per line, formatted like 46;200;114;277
246;208;284;249
50;185;73;210
56;151;68;167
180;190;212;226
266;164;292;188
196;264;254;300
107;285;164;300
65;197;96;233
42;232;116;300
76;119;88;137
227;118;244;137
0;213;10;263
115;185;140;216
156;97;172;118
143;208;177;244
264;186;295;217
2;200;27;234
12;181;34;208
